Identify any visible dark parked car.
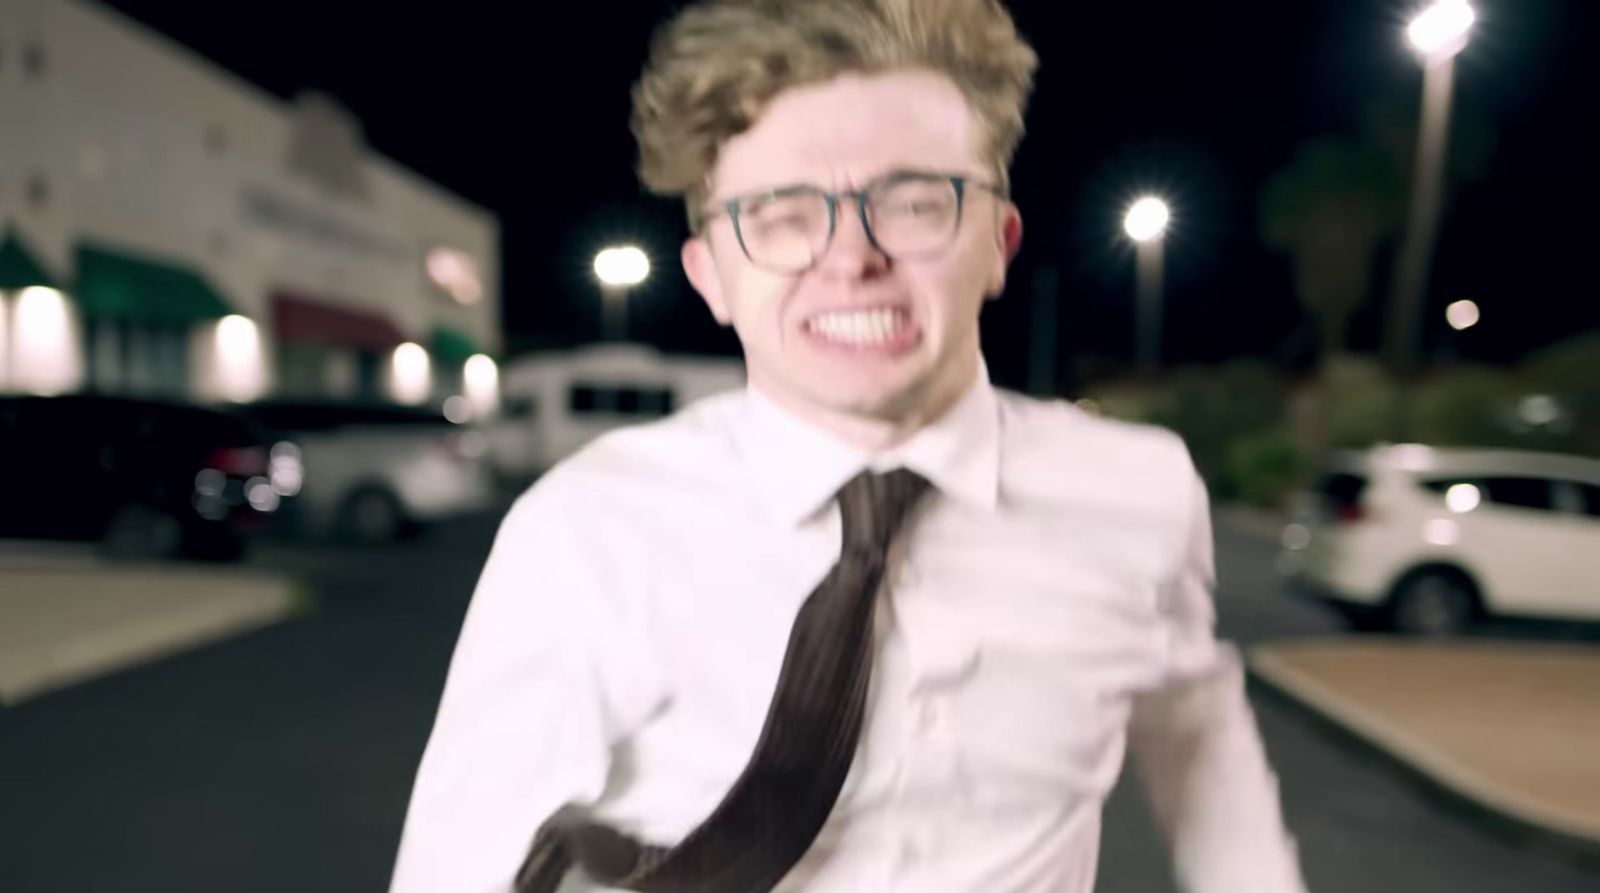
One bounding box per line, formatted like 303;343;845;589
0;395;297;560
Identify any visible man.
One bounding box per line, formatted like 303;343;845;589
391;1;1306;891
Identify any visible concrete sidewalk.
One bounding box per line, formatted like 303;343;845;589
1251;638;1600;856
0;553;303;705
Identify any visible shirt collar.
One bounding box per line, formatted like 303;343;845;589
732;364;1002;527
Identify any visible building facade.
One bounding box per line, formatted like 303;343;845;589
0;0;501;415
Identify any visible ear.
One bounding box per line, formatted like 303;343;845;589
986;203;1023;300
682;235;731;326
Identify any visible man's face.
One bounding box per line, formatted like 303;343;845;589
683;70;1022;425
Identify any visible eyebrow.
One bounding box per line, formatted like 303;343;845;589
723;168;963;202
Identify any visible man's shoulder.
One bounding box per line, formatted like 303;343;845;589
994;389;1193;476
991;390;1202;547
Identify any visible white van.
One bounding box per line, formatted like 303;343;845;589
487;344;745;480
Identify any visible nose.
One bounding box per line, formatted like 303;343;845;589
817;196;889;280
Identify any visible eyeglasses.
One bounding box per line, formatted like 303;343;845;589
702;172;1005;274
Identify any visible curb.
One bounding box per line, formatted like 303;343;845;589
0;564;304;705
1247;642;1600;868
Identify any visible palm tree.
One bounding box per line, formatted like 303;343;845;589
1261;137;1404;460
1261;137;1404;366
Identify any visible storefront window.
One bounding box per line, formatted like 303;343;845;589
82;320;190;398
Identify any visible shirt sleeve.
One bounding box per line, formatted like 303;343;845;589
389;482;663;893
1127;463;1307;893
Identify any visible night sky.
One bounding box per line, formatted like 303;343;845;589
99;0;1599;392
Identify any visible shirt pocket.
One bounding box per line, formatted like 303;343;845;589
934;584;1164;807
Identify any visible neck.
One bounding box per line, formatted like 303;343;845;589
756;353;980;453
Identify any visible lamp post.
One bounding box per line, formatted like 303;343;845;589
593;246;650;342
1388;1;1475;434
1124;196;1170;374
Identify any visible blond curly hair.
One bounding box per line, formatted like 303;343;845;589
632;0;1038;228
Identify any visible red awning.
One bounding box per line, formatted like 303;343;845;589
271;292;409;352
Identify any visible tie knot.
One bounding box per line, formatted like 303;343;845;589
836;468;933;556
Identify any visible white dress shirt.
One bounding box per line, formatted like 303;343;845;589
391;369;1305;893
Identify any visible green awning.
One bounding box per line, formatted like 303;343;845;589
431;326;483;364
0;231;57;290
74;242;233;325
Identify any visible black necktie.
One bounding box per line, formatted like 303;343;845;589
517;468;933;893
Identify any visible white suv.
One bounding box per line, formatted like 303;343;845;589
1279;445;1600;635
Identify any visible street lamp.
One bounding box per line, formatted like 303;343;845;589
1407;0;1475;62
1124;196;1170;373
1387;1;1474;435
593;245;650;342
1123;197;1170;243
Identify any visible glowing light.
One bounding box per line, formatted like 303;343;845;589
594;246;650;286
1445;483;1481;513
246;477;281;512
14;287;81;395
1445;299;1479;331
269;442;303;497
0;290;9;389
390;342;430;405
464;353;500;417
1123;197;1170;243
217;314;255;352
443;395;472;424
1408;1;1475;63
214;314;265;402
